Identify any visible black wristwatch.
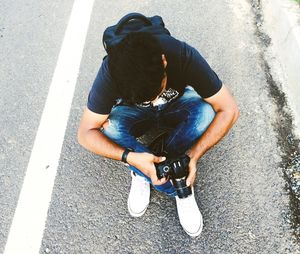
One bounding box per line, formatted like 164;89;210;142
121;148;132;163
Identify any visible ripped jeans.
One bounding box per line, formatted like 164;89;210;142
102;86;215;196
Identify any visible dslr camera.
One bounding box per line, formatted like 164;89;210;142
155;154;192;199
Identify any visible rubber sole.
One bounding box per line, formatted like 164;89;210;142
127;200;149;217
182;214;203;237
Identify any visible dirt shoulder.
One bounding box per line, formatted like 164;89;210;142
252;0;300;242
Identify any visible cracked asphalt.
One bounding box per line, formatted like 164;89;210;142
1;0;300;253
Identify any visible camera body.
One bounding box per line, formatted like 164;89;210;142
155;154;192;198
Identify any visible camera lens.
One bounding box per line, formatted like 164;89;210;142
172;177;192;198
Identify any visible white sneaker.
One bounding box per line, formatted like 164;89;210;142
175;189;203;237
127;171;150;217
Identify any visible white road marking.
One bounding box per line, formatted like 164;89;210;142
4;0;95;253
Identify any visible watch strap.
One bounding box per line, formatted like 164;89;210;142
121;148;132;163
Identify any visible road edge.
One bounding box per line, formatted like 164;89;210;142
253;0;300;243
261;0;300;137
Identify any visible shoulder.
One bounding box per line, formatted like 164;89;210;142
157;35;185;57
157;36;202;71
87;57;118;114
92;57;115;93
97;57;111;82
160;37;222;98
157;35;195;55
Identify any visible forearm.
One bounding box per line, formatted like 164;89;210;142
187;110;239;162
78;128;166;184
78;129;124;161
77;107;166;184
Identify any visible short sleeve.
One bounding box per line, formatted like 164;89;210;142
87;58;118;114
181;42;222;98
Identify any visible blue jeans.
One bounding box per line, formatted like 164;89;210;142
102;86;215;196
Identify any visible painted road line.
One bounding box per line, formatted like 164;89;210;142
4;0;95;253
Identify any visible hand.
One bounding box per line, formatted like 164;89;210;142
186;158;198;187
127;152;168;185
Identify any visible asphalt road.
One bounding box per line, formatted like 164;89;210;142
1;0;299;253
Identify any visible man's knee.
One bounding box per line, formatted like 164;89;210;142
101;118;123;140
200;102;215;124
102;119;110;130
192;101;215;134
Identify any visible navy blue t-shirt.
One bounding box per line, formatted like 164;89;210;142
87;35;222;114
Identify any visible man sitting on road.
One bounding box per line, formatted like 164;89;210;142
77;32;239;237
